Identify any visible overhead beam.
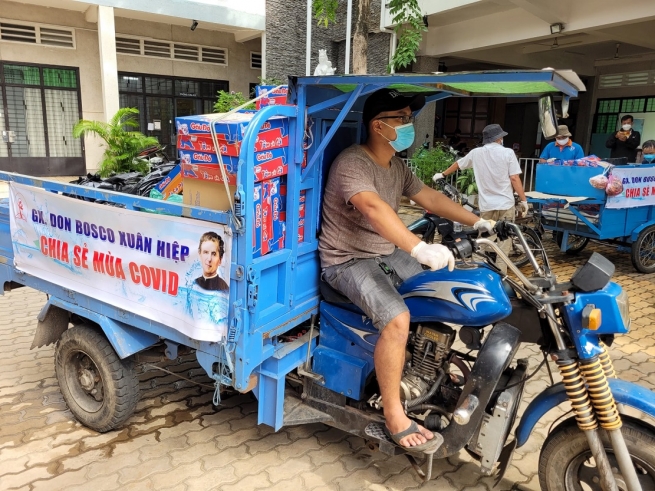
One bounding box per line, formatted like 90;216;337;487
447;47;596;76
507;0;569;24
594;26;655;51
234;30;262;43
421;0;655;58
84;5;98;23
521;32;613;54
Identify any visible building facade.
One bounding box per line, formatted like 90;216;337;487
382;0;655;159
0;0;264;175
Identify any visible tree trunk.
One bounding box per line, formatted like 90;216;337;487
352;0;370;74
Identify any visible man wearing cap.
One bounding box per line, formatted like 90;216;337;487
319;89;494;453
436;124;527;274
539;125;584;162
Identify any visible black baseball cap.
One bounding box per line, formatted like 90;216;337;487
362;88;426;126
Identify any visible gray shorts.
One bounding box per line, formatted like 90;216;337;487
322;248;423;331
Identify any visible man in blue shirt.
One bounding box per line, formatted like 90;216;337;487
540;125;584;161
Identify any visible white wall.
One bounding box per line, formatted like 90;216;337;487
0;0;261;173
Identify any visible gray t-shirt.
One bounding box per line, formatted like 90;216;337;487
318;145;424;267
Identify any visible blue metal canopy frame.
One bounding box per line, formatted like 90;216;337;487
290;70;582;180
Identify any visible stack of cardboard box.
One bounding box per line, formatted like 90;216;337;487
175;111;296;257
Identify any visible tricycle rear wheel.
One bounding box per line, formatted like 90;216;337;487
631;225;655;273
55;324;140;432
538;416;655;491
554;232;589;255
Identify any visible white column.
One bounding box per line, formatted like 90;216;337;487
345;0;353;74
306;0;312;76
97;6;120;122
261;32;267;80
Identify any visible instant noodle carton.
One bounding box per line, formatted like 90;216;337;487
178;147;289;183
176;126;289;156
253;177;287;258
255;85;289;110
175;112;288;138
153;164;183;199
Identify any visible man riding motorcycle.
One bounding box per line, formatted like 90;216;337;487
318;88;494;452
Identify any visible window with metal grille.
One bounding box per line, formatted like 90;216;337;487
0;63;82;160
251;52;262;69
594;96;655;133
115;35;227;65
598;99;620;113
0;21;74;48
117;72;228;157
621;98;646;113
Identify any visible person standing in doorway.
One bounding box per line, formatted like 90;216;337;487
436;124;527;274
606;115;641;163
539;125;584;161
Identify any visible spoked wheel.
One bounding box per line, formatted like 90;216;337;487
554;231;589;255
539;417;655;491
55;324;139;432
509;227;542;268
631;225;655;273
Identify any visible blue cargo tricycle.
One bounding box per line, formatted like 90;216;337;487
529;161;655;273
1;71;654;490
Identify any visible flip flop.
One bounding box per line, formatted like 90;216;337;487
384;420;442;454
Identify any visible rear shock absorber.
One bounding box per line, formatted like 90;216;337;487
556;358;597;430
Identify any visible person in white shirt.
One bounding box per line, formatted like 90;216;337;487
435;124;527;273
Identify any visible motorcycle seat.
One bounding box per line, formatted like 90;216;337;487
319;280;367;315
319;279;352;304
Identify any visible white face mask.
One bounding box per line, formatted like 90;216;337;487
556;138;569;146
622;124;632;131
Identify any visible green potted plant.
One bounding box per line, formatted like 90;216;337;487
456;168;478;196
73;108;159;178
214;90;255;112
410;145;455;186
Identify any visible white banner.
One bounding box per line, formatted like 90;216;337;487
607;167;655;209
9;183;231;342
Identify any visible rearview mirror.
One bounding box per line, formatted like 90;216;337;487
539;94;559;140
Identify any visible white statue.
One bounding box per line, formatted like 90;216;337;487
314;49;336;76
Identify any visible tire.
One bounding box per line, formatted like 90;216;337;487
631;225;655;273
538;416;655;491
509;227;542;268
554;231;589;255
55;324;140;432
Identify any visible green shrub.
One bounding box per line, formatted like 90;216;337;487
410;145;455;186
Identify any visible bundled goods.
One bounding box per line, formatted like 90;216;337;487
589;174;609;190
605;174;623;197
176;112;290;184
545;155;604;167
298;190;306;243
588;164;622;197
177;110;299;258
253;177;288;257
255;85;289;110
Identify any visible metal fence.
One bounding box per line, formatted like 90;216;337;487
406;157;540;192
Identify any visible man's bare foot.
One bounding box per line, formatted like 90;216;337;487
386;414;434;448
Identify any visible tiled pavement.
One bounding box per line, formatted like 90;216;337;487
1;206;655;490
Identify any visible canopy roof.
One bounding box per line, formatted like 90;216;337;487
292;69;585;98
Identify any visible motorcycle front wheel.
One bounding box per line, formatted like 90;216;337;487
538;416;655;491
